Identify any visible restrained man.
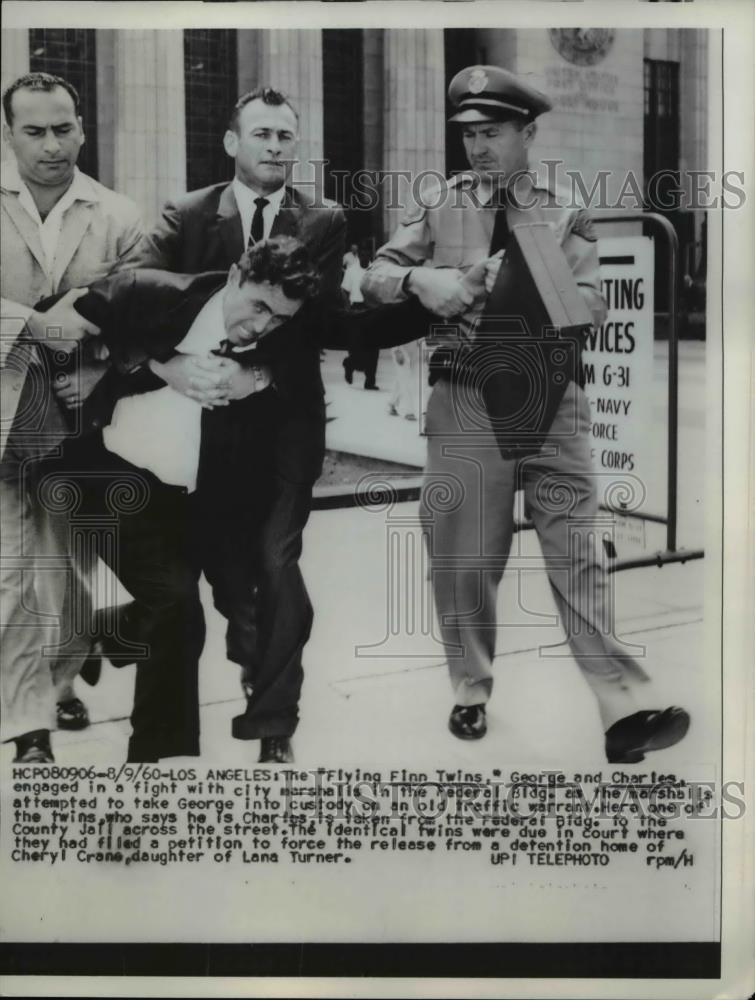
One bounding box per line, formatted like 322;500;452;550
54;237;447;763
362;65;690;765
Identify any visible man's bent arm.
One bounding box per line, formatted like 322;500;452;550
317;299;436;354
361;200;433;306
315;206;348;305
129;199;184;271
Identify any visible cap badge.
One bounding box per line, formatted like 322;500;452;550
467;68;488;94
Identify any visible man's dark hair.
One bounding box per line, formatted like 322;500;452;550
2;72;80;126
238;236;319;301
229;86;299;132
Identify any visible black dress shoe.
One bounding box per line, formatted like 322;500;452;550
364;383;379;391
258;736;294;763
14;730;54;763
448;704;487;740
56;697;90;731
343;359;353;384
605;707;690;764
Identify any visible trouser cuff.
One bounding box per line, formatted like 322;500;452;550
231;710;298;741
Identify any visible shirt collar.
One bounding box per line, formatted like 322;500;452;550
232;176;286;216
1;160;99;226
468;166;535;207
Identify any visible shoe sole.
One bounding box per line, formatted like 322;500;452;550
608;710;690;764
57;717;90;731
448;720;487;740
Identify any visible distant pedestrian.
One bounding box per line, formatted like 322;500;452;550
342;245;380;390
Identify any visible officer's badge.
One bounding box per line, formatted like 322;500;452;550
468;68;488;94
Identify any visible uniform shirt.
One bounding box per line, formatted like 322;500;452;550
232;178;286;247
361;168;607;340
103;290;265;492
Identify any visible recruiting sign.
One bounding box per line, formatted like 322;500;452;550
582;235;658;518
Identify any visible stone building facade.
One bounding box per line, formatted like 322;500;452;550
1;26;709;283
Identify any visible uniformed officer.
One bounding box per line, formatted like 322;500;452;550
362;65;690;764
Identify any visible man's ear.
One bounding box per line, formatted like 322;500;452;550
77;116;86;146
223;129;238;158
523;122;537;148
227;262;241;287
2;123;12;146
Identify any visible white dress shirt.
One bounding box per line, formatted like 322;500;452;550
232;177;286;247
103;290;229;492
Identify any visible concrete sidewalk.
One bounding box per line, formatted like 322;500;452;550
1;503;711;771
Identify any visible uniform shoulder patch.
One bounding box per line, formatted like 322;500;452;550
399;200;429;227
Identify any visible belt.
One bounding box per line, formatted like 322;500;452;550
428;346;475;386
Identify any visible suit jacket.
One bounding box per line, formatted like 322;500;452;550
131;181;346;302
72;268;435;487
0;162;143;461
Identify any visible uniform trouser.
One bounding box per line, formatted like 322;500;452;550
34;440;104;696
0;472;57;742
420;379;650;729
0;450;95;746
209;476;314;741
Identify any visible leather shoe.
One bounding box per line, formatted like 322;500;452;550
448;704;487;740
258;736;294;763
14;730;54;763
56;697;90;731
605;707;690;764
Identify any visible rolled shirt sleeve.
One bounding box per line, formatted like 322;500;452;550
361;200;434;305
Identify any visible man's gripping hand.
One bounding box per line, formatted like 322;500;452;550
54;358;109;409
193;356;272;402
27;289;101;354
150;354;272;407
149;354;230;409
407;253;503;318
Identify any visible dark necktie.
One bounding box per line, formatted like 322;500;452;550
248;196;269;248
213;338;234;358
489;204;510;255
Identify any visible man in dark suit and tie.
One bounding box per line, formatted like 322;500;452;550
133;86;345;295
129;86;346;762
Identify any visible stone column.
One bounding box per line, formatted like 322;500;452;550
236;30;260;96
255;30;324;191
1;29;30;159
112;30;186;226
381;29;446;240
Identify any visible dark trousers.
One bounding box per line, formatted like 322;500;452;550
76;443;205;760
204;475;314;740
344;303;379;388
344;346;379;388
